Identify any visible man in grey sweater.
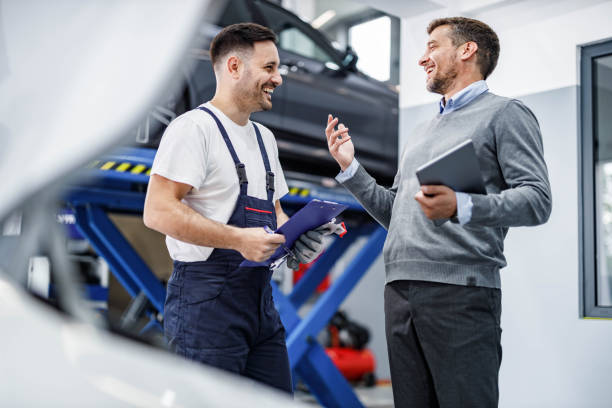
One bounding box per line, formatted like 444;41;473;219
326;17;551;408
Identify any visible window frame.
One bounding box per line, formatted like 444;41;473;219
580;38;612;318
253;0;344;68
277;25;337;65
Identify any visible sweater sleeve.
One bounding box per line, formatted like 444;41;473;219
469;99;552;227
341;163;399;230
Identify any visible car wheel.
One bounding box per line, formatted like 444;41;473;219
363;372;376;387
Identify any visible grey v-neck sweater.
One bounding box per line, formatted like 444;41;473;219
342;92;551;288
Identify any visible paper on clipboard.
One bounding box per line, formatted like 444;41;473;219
240;199;348;268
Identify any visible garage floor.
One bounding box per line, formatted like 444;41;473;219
295;383;394;407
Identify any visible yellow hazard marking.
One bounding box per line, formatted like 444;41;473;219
300;189;310;197
146;169;152;176
130;164;147;174
289;187;299;195
100;161;115;170
115;163;131;172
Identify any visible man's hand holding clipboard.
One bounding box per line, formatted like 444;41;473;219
240;199;348;268
284;220;346;270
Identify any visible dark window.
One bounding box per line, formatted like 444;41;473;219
580;39;612;318
254;0;337;66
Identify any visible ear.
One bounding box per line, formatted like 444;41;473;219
225;55;242;79
459;41;478;61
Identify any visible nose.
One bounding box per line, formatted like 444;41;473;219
272;70;283;87
418;53;428;67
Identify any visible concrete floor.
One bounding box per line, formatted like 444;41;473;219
295;384;394;408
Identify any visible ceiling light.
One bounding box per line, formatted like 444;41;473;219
311;10;336;29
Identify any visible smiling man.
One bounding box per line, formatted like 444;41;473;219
325;17;551;407
143;23;293;392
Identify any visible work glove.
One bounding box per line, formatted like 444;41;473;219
286;221;346;271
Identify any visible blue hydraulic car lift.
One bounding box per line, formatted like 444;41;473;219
65;147;387;408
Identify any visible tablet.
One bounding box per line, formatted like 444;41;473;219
416;139;487;195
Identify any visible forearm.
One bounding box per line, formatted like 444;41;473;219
469;183;551;227
341;164;396;229
144;199;242;250
277;211;289;227
274;199;290;228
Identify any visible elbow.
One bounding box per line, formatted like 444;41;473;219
535;205;551;225
532;191;552;225
142;205;159;231
542;198;552;224
142;210;154;230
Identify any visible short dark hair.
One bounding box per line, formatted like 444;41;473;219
427;17;500;79
209;23;277;68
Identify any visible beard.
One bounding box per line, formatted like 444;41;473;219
426;61;458;95
235;72;273;113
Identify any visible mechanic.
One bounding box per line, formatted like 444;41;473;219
143;23;330;392
325;17;551;408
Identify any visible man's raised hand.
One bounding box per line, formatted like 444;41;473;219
326;114;355;171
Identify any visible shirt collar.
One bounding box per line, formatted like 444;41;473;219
438;80;489;115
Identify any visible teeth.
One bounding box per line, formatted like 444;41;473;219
264;88;273;94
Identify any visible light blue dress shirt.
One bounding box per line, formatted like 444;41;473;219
336;80;489;225
438;79;488;115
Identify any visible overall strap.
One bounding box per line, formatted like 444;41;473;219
252;123;275;203
198;106;247;195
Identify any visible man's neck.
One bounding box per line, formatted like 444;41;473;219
210;94;250;126
442;74;484;104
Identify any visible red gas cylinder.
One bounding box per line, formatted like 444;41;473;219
325;347;376;382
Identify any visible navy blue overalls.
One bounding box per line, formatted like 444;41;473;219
163;106;292;393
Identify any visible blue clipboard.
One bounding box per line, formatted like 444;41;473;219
240;199;348;268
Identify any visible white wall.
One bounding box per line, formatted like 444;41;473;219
397;1;612;406
399;0;612;108
500;86;612;407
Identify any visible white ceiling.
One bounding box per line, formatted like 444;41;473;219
349;0;610;22
350;0;445;17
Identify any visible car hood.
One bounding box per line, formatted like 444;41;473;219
0;0;217;218
0;273;305;407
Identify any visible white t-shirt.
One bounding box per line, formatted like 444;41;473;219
151;102;289;262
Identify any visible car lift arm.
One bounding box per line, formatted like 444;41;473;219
66;147;387;408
